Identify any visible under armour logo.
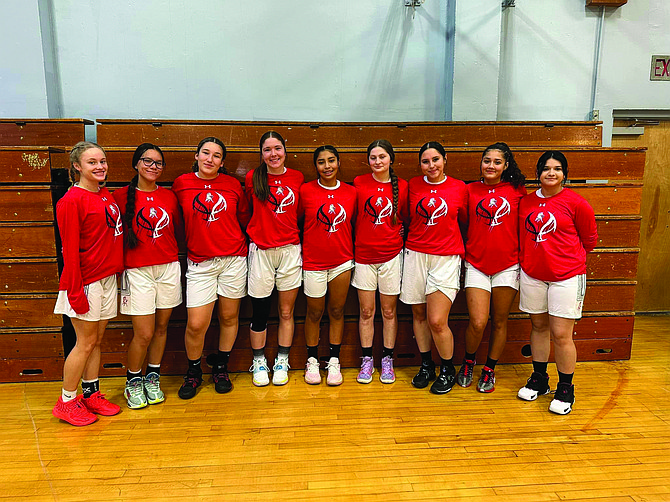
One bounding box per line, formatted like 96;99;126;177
430;190;437;194
327;195;334;199
539;203;546;207
488;189;496;194
101;197;108;201
377;188;384;192
274;180;282;185
204;185;212;189
147;197;154;201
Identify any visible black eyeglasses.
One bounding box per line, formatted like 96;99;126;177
139;157;165;169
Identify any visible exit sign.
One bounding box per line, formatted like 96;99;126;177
650;55;670;81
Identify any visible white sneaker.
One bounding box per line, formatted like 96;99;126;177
249;356;270;387
304;357;321;385
326;357;343;386
272;355;290;386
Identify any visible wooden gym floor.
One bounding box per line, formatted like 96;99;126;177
0;316;668;502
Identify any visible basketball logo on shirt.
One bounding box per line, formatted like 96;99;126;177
364;196;393;225
416;197;448;226
316;203;347;233
268;185;295;214
193;192;227;223
476;196;511;228
525;210;557;243
105;203;123;237
136;206;170;240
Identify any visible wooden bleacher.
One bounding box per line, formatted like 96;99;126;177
0;119;644;381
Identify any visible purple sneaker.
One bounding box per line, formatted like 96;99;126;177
356;356;374;384
380;356;395;384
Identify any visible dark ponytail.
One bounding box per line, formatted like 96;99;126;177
482;142;525;189
254;131;286;202
367;139;399;224
192;137;227;175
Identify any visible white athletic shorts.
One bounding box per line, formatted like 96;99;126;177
186;255;247;308
54;274;118;322
248;242;302;298
399;249;460;304
303;260;355;298
120;261;182;315
464;262;520;293
351;251;403;296
519;269;586;319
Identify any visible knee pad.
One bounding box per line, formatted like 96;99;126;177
250;296;272;332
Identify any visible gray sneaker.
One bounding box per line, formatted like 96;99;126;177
143;373;165;404
124;376;148;409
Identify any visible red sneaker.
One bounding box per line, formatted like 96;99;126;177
82;391;121;416
52;396;97;426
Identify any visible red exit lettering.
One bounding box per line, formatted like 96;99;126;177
655;58;670;77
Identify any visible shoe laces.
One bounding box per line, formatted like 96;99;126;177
326;359;340;373
274;356;290;371
67;396;90;415
213;371;230;383
127;378;144;396
462;359;475;378
250;358;268;373
381;356;393;373
481;367;494;383
144;374;161;392
183;374;201;387
360;356;373;373
554;382;572;399
306;357;319;373
526;372;548;390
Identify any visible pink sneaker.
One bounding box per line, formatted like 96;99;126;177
304;357;321;385
357;356;374;384
82;391;121;416
52;396;97;426
326;357;343;386
380;355;396;384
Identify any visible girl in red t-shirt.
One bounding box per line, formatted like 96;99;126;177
459;142;526;393
352;139;409;385
299;145;357;386
52;142;123;426
113;143;182;409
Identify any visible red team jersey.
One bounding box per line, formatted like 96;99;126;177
465;180;527;276
171;172;250;263
113;186;182;269
353;173;409;264
245;168;304;249
406;176;468;257
519;188;598;282
56;186;124;314
299;180;357;271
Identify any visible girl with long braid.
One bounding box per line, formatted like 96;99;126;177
458;142;526;393
52;141;123;426
113;144;182;409
352;139;408;384
245;131;304;386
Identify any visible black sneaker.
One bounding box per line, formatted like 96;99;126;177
517;371;550;401
412;360;436;389
549;382;575;415
457;358;475;388
178;371;202;400
213;367;233;394
430;366;456;395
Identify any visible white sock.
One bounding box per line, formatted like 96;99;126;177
62;388;77;402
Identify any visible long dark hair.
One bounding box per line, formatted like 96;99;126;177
123;143;165;250
482;142;525;188
192;137;227;174
367;139;399;225
536;150;569;182
253;131;286;202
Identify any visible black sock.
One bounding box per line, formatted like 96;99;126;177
558;371;574;385
485;357;498;370
465;351;477;362
81;379;99;398
277;345;290;357
146;364;160;377
329;343;341;359
216;350;230;370
361;346;373;358
307;345;319;360
533;361;548;375
440;358;455;374
382;346;394;359
420;350;432;364
126;369;141;382
188;357;202;375
252;347;265;358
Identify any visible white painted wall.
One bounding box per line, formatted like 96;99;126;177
0;0;49;117
50;0;448;122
